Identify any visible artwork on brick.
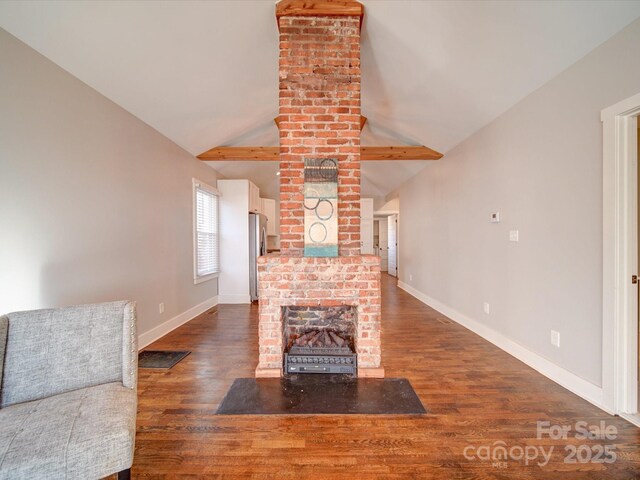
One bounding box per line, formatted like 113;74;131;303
304;158;338;257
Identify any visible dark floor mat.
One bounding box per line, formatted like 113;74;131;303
138;350;190;369
216;375;427;415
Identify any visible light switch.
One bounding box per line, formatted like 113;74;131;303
509;230;519;242
490;212;500;223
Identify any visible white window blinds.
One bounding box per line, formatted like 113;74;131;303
194;180;219;281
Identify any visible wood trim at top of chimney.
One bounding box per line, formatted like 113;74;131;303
275;0;364;30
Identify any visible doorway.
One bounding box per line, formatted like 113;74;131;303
372;198;399;279
373;213;398;277
601;92;640;422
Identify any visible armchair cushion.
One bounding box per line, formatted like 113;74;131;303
0;382;136;479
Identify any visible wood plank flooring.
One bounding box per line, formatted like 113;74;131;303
132;274;640;478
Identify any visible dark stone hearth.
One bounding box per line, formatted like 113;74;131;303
216;376;427;415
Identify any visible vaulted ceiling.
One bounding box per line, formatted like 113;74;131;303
1;0;639;198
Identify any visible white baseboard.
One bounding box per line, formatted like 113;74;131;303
218;293;251;304
397;281;611;415
138;295;218;350
620;412;640;428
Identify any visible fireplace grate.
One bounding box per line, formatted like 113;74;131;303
284;327;357;375
289;345;351;356
285;353;357;375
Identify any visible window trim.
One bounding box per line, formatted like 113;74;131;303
193;178;220;284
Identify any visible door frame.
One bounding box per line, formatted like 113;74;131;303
396;213;400;279
602;92;640;415
387;214;399;277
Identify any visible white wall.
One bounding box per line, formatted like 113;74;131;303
0;29;219;341
396;19;640;390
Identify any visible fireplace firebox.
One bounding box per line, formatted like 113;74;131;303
283;306;357;375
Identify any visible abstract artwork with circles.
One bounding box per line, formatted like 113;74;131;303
303;158;339;257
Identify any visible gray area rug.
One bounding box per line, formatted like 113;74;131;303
138;350;190;369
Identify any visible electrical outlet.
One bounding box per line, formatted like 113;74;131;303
483;302;490;315
551;330;561;348
509;230;519;242
159;302;165;314
409;274;413;281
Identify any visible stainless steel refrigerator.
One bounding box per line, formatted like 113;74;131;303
249;213;268;301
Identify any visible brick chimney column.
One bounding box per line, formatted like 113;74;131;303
256;2;382;380
278;15;361;257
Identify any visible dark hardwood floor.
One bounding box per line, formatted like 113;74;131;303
132;274;640;478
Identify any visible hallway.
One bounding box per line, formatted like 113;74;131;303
133;274;640;478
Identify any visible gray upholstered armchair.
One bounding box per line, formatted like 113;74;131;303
0;301;138;479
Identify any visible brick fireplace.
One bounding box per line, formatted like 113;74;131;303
255;1;383;378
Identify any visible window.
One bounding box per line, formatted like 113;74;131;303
193;179;220;283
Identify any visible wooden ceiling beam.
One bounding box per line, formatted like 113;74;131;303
197;147;280;161
197;145;443;161
274;115;367;131
361;145;443;161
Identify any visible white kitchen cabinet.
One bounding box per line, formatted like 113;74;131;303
249;181;261;213
219;179;261;214
261;198;277;236
360;198;374;255
360;197;374;220
361;219;374;254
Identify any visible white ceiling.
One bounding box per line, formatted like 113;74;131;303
1;0;639;198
